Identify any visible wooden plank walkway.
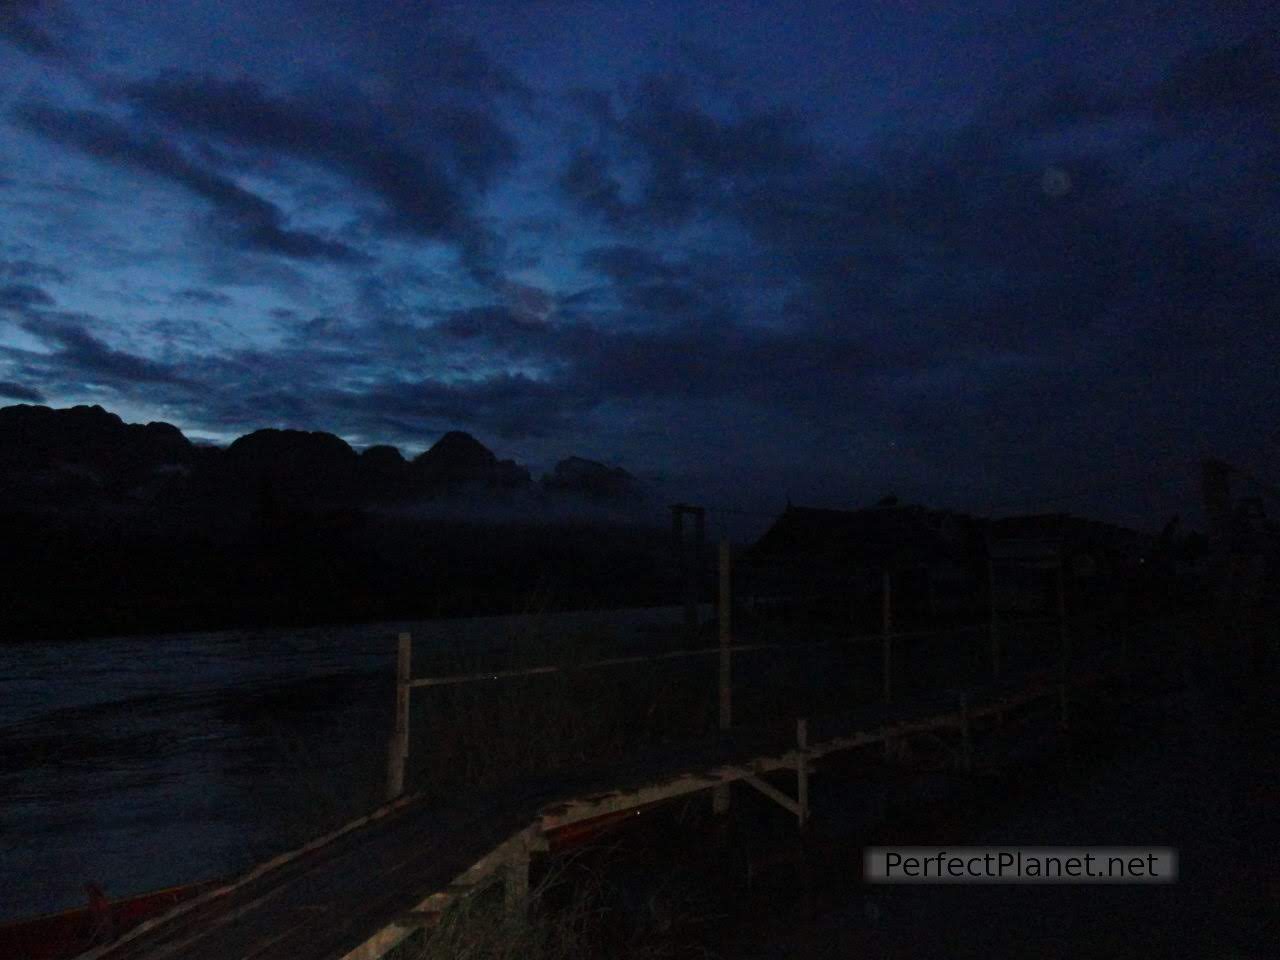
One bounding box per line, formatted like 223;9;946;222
78;658;1125;960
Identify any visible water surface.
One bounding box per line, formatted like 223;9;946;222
0;606;699;920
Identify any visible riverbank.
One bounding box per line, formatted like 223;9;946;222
718;651;1277;957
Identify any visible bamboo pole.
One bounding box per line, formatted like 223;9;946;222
504;837;531;919
719;540;732;731
673;507;694;641
386;632;411;801
714;539;732;815
1057;556;1070;680
988;554;1001;681
796;717;810;829
404;623;1000;691
689;508;705;642
881;571;893;704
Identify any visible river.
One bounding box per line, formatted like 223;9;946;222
0;605;703;921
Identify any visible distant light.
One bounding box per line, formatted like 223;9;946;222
1042;167;1072;197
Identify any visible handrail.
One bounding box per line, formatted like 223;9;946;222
385;537;1122;800
405;612;1102;689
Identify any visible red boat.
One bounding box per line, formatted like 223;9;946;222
0;880;219;960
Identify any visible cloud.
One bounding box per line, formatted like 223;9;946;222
0;258;70;284
560;76;813;227
171;287;232;307
281;10;533;104
550;64;1280;505
0;283;55;309
1157;29;1280;115
581;244;684;285
434;305;551;352
354;372;578;440
978;75;1140;135
22;318;188;386
560;149;631;226
0;379;44;402
125;72;517;276
0;0;64;60
12;103;365;263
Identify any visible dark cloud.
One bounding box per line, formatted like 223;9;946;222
23;319;188;385
0;282;55;308
979;75;1139;134
551;64;1280;507
1157;29;1280;114
619;281;702;315
0;379;44;402
578;245;707;317
399;31;532;102
435;306;550;350
0;0;63;59
126;73;516;275
561;77;813;227
560;149;631;226
623;77;813;217
171;287;232;307
581;245;683;285
12;104;365;263
357;372;587;441
0;258;70;284
284;9;532;103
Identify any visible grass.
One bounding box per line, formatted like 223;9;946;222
386;844;724;960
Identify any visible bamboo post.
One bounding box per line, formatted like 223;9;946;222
386;632;411;801
1201;458;1233;662
796;718;810;829
672;506;695;641
719;540;732;731
988;554;1001;682
1057;555;1070;680
504;837;531;919
881;571;893;704
692;508;705;642
714;539;732;815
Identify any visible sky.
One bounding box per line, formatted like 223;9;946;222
1;0;1277;532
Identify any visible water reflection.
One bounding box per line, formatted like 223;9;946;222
0;606;694;920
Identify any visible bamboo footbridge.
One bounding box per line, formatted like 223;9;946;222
77;651;1129;960
76;540;1154;960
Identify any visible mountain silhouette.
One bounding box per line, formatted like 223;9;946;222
0;404;656;508
543;456;641;499
0;403;667;641
0;403;192;501
410;430;532;490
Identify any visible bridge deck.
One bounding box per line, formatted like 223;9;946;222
79;662;1115;960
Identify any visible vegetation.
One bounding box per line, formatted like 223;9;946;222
392;848;722;960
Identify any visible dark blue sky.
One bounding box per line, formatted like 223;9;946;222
1;0;1277;530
